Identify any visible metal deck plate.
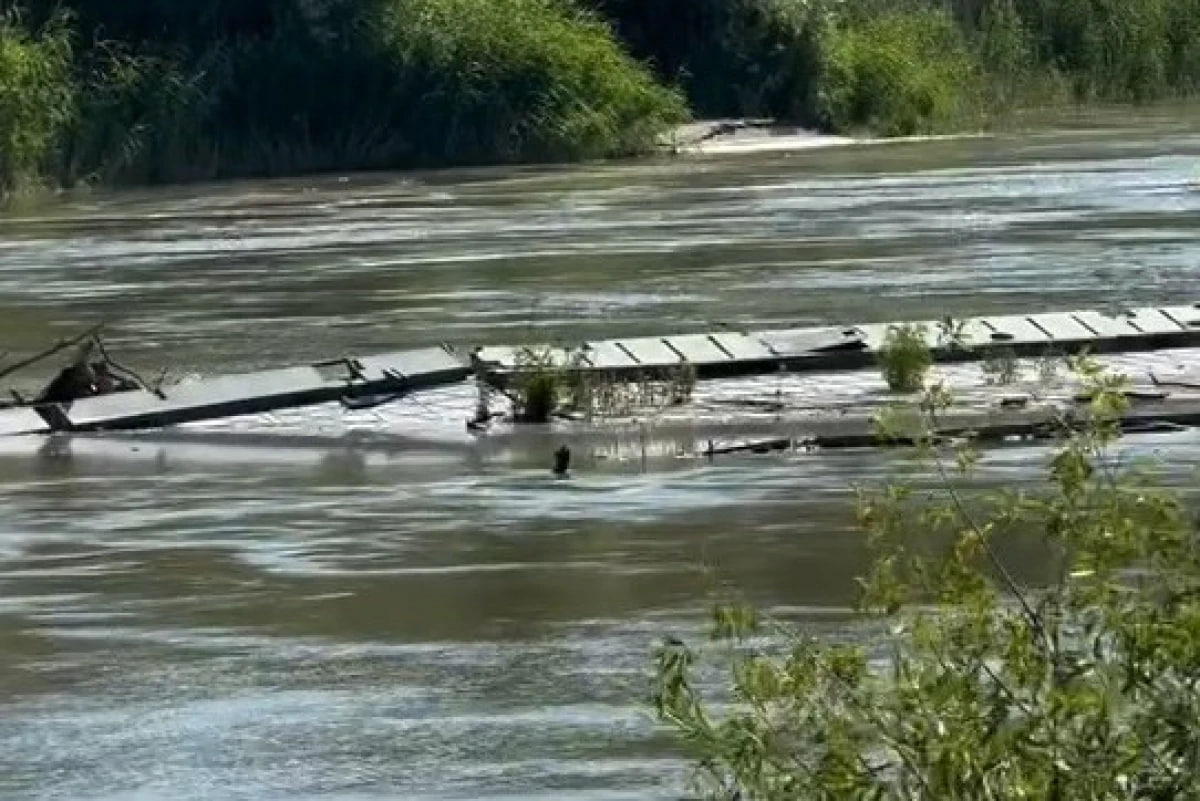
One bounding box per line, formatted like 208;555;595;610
617;337;685;367
0;407;49;437
575;341;642;370
1025;313;1098;343
1067;311;1137;339
1158;305;1200;330
1121;307;1190;335
63;348;472;430
65;366;336;428
757;327;864;357
356;347;470;383
960;315;1053;348
662;334;735;364
708;332;778;361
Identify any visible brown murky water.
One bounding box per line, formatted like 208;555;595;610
1;108;1199;800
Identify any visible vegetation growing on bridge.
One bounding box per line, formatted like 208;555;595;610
2;0;1200;197
878;324;934;393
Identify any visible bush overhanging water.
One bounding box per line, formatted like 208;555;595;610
653;357;1200;798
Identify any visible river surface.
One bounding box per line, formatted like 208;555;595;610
1;108;1199;801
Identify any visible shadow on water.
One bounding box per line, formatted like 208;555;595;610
2;109;1200;800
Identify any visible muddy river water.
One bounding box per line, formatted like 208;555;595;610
1;109;1199;800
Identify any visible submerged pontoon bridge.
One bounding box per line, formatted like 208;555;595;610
1;302;1198;437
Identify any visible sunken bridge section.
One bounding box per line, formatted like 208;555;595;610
474;304;1200;383
2;302;1199;437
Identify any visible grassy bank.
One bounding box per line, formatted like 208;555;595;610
0;12;73;195
593;0;1200;134
2;0;1199;198
0;0;686;197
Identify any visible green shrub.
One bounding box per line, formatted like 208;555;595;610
376;0;687;165
53;44;208;186
8;0;1200;189
976;0;1039;105
18;0;289;52
981;346;1020;384
1164;0;1200;94
818;6;981;135
511;346;563;424
585;0;826;122
0;11;74;195
1021;0;1174;101
10;0;686;187
594;0;1200;137
654;360;1200;799
517;372;559;423
877;323;933;393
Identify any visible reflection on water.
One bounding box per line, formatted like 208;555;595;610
1;110;1200;800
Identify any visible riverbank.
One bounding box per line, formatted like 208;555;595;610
4;0;1200;201
660;118;999;156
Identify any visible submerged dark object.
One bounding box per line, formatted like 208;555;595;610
36;361;97;405
553;445;571;477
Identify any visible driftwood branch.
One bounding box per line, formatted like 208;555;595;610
91;335;166;399
0;324;107;383
705;437;793;457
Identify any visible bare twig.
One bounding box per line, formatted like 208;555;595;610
0;323;106;383
91;335;166;399
926;401;1052;655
